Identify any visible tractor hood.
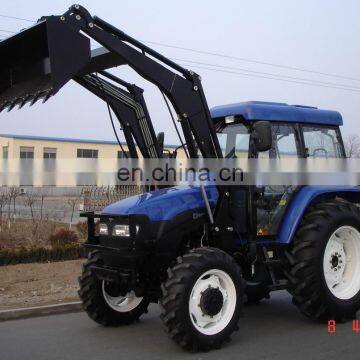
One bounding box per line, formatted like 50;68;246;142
102;186;219;222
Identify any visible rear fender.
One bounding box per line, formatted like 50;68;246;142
277;186;360;244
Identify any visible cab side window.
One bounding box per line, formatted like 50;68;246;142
302;126;342;158
259;124;300;158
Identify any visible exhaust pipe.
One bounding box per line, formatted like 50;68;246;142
0;16;91;112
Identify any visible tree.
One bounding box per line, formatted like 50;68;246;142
0;188;9;230
24;191;37;223
67;196;79;230
7;187;20;223
344;134;360;158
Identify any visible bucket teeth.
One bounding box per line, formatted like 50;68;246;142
29;92;43;107
42;91;53;104
0;91;53;112
18;95;31;109
7;100;21;112
0;102;10;113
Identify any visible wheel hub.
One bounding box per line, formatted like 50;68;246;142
102;281;143;312
323;226;360;300
200;287;224;316
189;269;237;336
330;253;342;270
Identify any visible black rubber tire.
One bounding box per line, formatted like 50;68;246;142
286;200;360;322
78;250;149;326
160;247;244;352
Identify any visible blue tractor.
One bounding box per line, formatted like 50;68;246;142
1;5;359;352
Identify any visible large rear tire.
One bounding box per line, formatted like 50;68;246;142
287;200;360;321
78;251;149;326
160;247;243;352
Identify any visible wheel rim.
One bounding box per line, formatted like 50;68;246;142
189;269;237;335
102;281;143;312
323;225;360;300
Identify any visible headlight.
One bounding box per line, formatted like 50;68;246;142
99;223;108;235
112;224;139;237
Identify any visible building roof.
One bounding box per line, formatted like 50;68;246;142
210;101;343;126
0;133;178;148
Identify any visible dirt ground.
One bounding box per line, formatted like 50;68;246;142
0;260;84;310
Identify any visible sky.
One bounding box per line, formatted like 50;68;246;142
1;0;360;145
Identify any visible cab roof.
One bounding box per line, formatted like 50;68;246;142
210;101;343;126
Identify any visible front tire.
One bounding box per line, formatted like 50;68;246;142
160;247;243;352
78;250;149;326
287;200;360;321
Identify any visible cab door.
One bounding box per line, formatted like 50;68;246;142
256;123;302;237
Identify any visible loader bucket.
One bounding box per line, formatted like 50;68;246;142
0;17;91;112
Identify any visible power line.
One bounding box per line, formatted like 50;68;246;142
144;40;360;83
0;14;34;22
177;62;360;93
1;12;359;84
0;28;16;34
171;58;360;91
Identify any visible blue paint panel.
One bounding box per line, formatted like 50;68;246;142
102;185;219;221
210;101;343;126
277;186;360;244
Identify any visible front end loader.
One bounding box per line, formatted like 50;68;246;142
1;5;360;352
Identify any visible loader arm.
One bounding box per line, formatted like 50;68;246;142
75;72;162;158
0;4;222;158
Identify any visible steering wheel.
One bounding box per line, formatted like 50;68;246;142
312;148;328;158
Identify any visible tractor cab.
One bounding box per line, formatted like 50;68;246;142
211;101;346;237
211;101;345;160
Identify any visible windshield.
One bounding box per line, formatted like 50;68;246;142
217;124;250;158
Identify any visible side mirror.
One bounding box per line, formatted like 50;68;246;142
251;121;272;152
157;132;165;155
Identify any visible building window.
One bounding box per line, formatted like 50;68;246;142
2;146;8;159
77;149;98;158
43;147;57;159
117;150;130;158
20;146;34;159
